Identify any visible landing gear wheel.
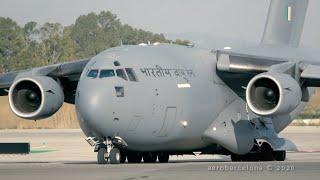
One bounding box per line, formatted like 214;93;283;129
143;152;157;163
273;151;286;161
120;151;127;163
231;154;242;162
97;148;108;164
127;151;142;163
158;153;169;163
260;144;274;161
109;148;121;164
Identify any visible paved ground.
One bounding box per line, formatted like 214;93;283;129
0;127;319;180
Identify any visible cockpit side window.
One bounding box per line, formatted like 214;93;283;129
116;69;128;81
125;68;138;82
87;69;99;78
99;69;115;78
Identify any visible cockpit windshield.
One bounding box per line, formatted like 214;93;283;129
116;69;128;81
87;69;99;78
125;68;138;82
87;67;138;82
99;69;115;78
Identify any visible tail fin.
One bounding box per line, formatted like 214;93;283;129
261;0;309;47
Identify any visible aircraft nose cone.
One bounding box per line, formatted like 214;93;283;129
76;82;114;135
78;90;103;121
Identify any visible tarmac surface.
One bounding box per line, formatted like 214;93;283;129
0;127;320;180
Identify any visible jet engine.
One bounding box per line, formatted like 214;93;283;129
246;72;302;116
8;76;64;120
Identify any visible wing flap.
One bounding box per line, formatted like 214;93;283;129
300;64;320;87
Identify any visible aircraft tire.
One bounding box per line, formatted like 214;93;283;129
120;150;127;163
273;151;286;161
109;148;121;164
260;143;274;161
97;148;108;164
231;154;242;162
158;153;169;163
127;151;142;163
143;152;157;163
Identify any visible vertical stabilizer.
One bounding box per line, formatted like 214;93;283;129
261;0;309;47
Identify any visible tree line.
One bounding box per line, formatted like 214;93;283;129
0;11;189;72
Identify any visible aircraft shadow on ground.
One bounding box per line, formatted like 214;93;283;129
63;159;230;165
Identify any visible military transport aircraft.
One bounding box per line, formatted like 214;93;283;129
0;0;317;164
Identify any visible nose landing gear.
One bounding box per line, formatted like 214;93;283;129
97;147;123;164
109;148;121;164
96;144;121;164
95;137;128;164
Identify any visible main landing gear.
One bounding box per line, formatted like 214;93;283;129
90;137;170;164
231;143;286;162
97;149;170;164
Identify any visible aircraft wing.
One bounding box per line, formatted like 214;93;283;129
215;49;320;99
0;58;90;103
215;50;286;73
300;64;320;86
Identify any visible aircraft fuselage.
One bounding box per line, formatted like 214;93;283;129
75;44;304;152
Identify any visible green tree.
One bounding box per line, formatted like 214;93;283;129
38;23;64;64
0;17;26;72
70;12;104;58
0;11;189;72
58;26;78;62
98;11;122;48
23;21;39;42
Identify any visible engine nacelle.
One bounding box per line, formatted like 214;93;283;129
8;76;64;120
246;72;302;116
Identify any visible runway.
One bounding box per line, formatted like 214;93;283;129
0;127;320;180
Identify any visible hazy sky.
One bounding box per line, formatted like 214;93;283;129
0;0;319;48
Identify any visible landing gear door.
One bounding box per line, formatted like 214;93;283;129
157;107;177;137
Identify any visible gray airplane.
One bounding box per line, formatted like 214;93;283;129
0;0;318;164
